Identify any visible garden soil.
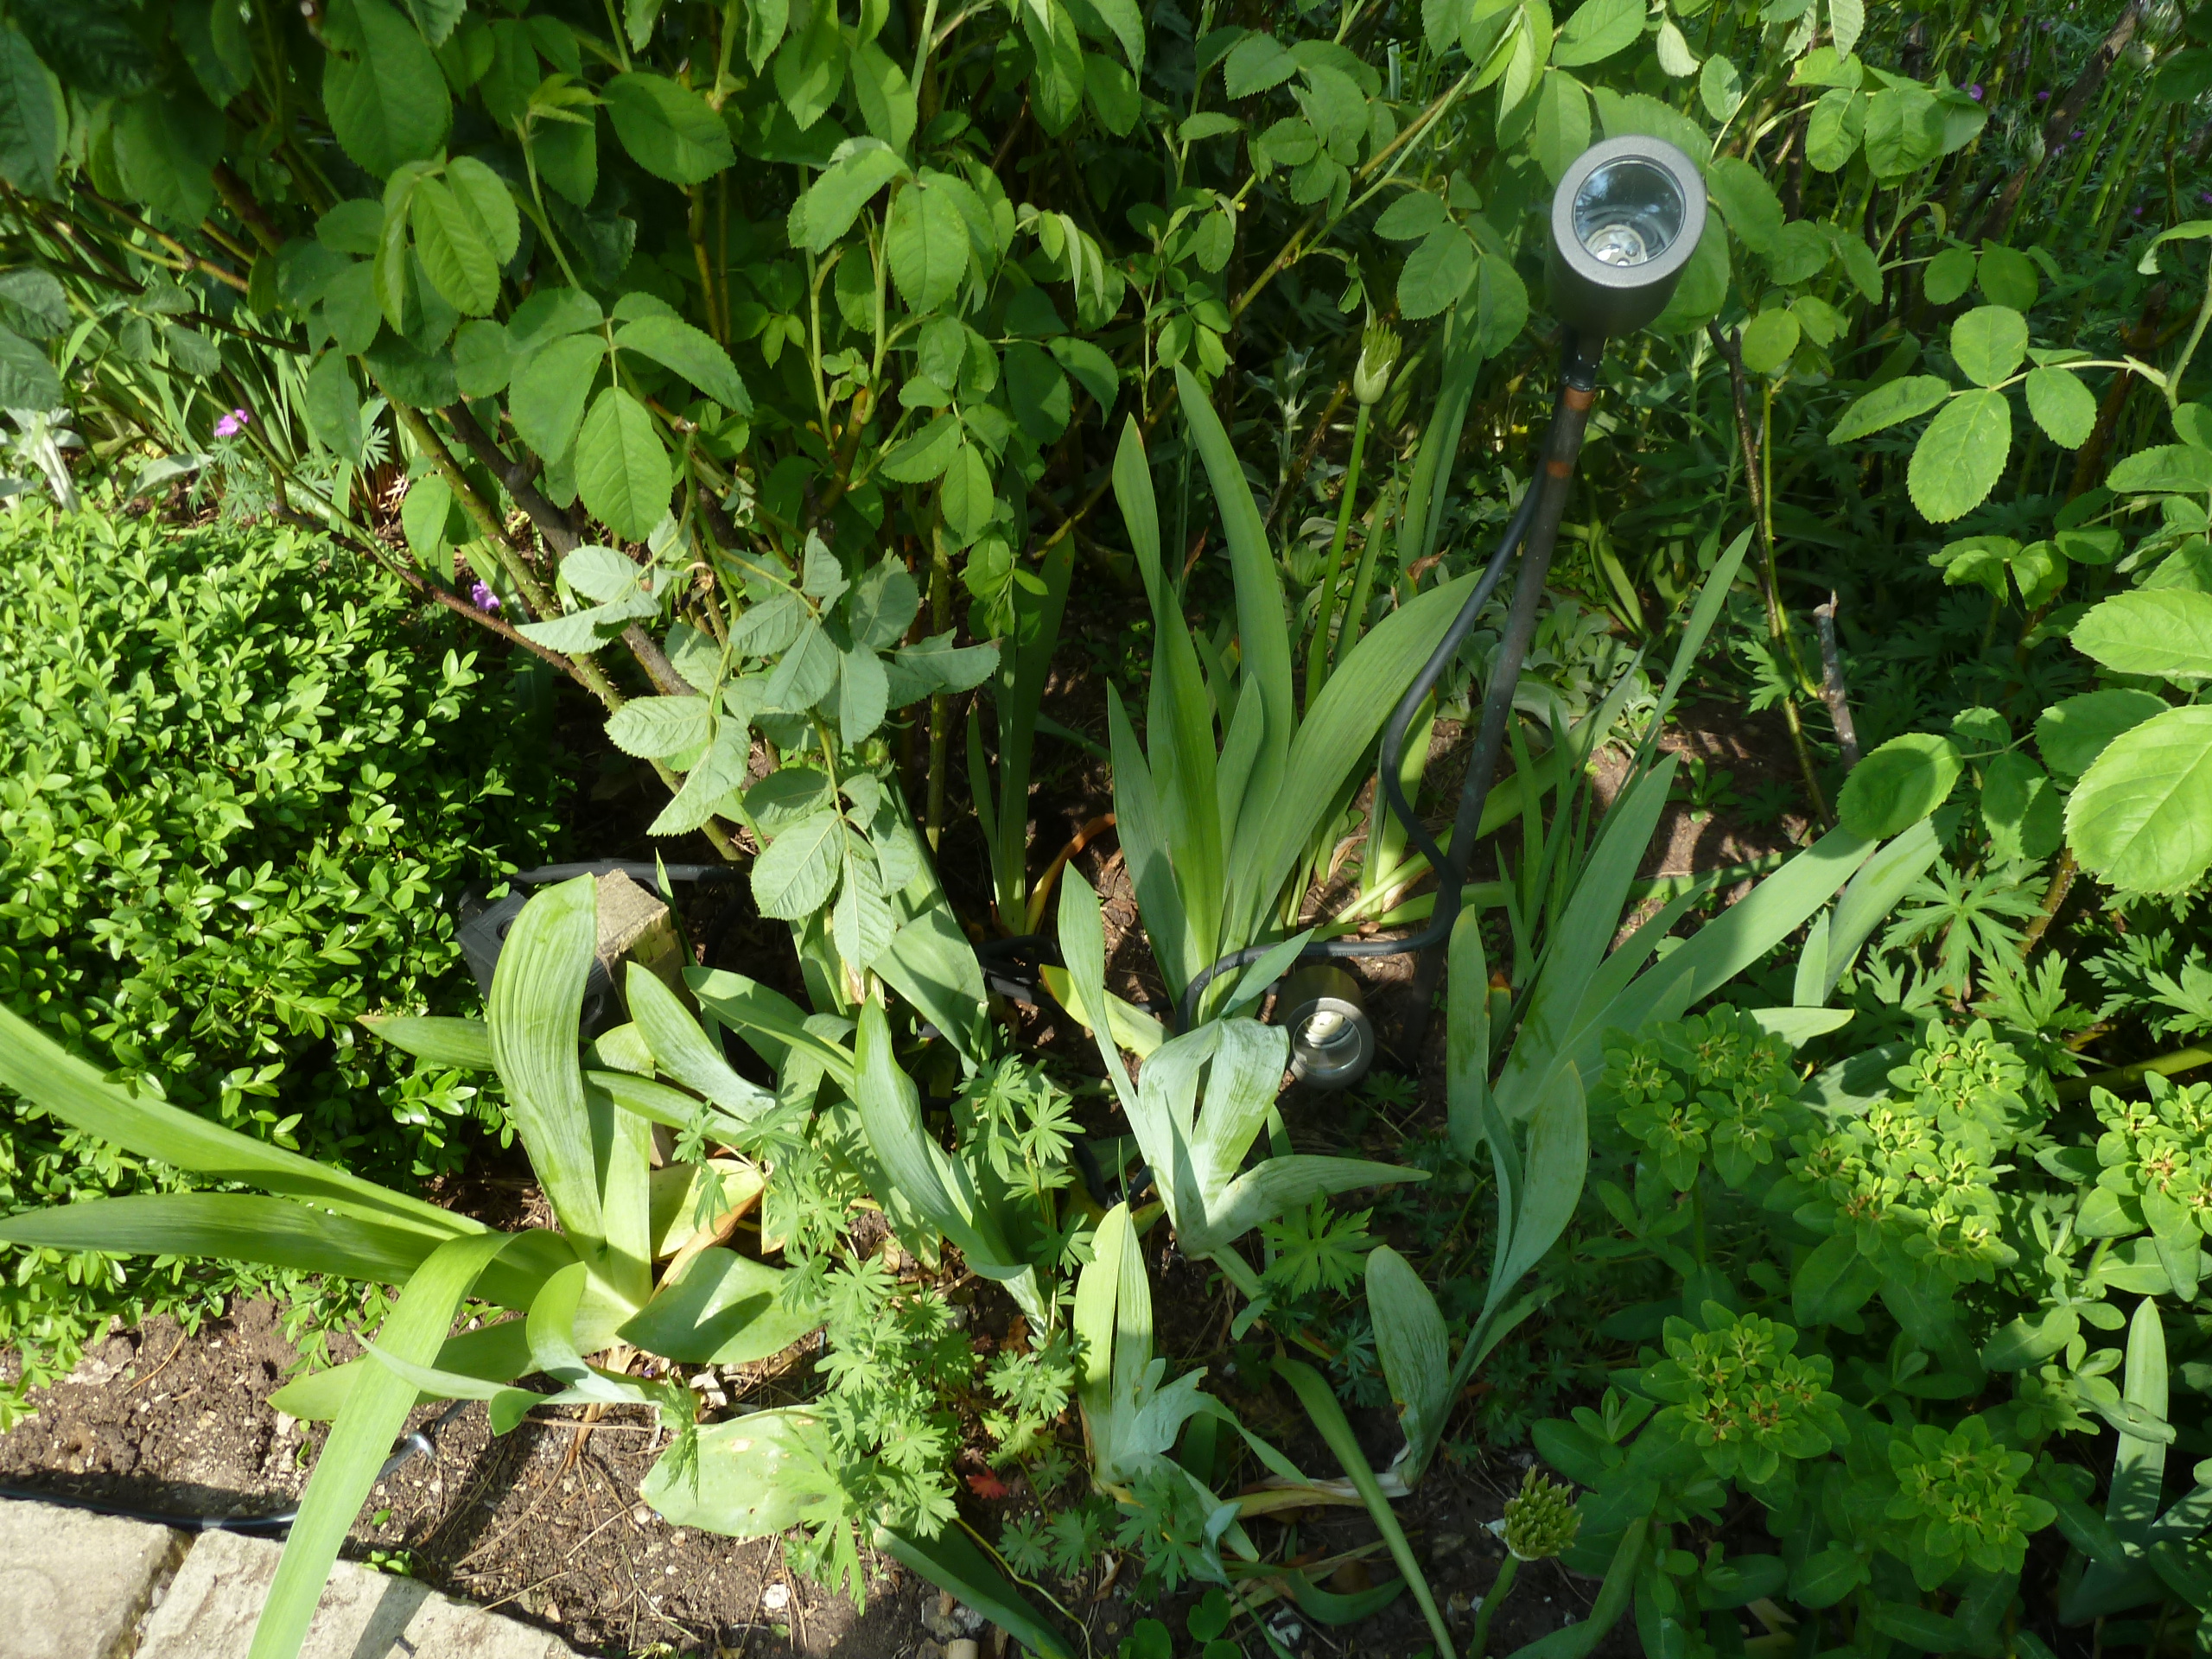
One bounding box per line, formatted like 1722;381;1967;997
0;1294;1636;1657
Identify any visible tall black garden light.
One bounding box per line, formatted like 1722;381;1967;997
1180;136;1709;1083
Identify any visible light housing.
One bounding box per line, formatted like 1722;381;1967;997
1277;965;1373;1091
1548;137;1707;341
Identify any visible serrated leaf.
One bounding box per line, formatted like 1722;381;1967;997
848;559;921;648
508;333;605;461
602;71;734;184
606;695;714;760
1740;309;1800;376
764;617;838;709
1950;304;2027;387
834;844;894;967
2068;706;2212;894
446;155;520;264
0;25;60;193
886;175;968;313
1532;71;1591;185
1805;88;1865;171
1553;0;1641;67
2037;689;2171;778
1707;156;1783;255
837;645;889;745
1397;222;1475;320
1924;245;1976;305
1908;388;2010;523
1047;335;1117;408
1837;733;1963;838
753;810;845;918
575;386;671;543
2071;590;2212;681
879;411;961;483
1224;33;1297;97
325;0;452;178
938;442;995;543
2026;367;2094;448
728;591;806;658
1829;374;1949;443
614;315;750;412
2109;444;2212;494
1374;189;1447;242
410;177;499;315
791;142;906;254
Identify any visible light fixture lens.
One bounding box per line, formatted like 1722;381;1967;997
1572;157;1685;270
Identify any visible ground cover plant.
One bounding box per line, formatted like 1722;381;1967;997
6;0;2212;1654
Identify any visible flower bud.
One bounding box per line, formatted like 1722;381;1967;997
1352;318;1400;407
1500;1468;1580;1561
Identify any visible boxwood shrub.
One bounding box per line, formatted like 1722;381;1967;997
0;503;563;1416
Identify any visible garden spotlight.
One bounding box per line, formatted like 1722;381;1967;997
1177;136;1710;1045
1547;137;1707;343
1278;966;1373;1091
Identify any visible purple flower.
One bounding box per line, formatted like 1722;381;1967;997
213;407;250;438
2037;88;2050;99
469;580;500;613
2199;190;2212;204
1969;83;1984;99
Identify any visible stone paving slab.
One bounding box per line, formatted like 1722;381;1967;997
137;1529;575;1659
0;1500;187;1659
0;1497;576;1659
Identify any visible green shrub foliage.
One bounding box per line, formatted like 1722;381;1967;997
0;504;558;1410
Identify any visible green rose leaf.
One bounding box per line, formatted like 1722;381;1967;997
614;315;751;413
1838;732;1963;838
575;385;671;543
878;413;962;484
1829;374;1948;444
507;333;605;462
607;695;715;760
325;0;452;178
0;25;60;193
2067;705;2212;894
789;141;908;255
1739;309;1800;377
2036;689;2170;778
2070;589;2212;681
114;88;222;226
1553;0;1643;67
938;441;995;543
1397;222;1475;321
2108;443;2212;494
1948;305;2027;388
1923;245;1976;305
886;174;969;315
2024;367;2094;448
1908;389;2010;523
602;71;735;185
752;809;844;919
410;177;499;315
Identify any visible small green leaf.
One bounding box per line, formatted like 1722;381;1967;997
1396;222;1475;321
1372;190;1446;242
2109;444;2212;494
1976;244;2039;311
1531;70;1592;185
789;142;907;254
2071;589;2212;681
1949;304;2028;387
614;315;750;412
2067;706;2212;894
753;810;845;919
508;333;605;461
1908;388;2010;523
2037;689;2170;778
1739;308;1800;376
575;385;671;543
938;442;995;543
1829;374;1949;443
2025;367;2094;448
410;177;499;315
1707;156;1783;255
324;0;453;177
886;175;969;313
879;411;962;483
1553;0;1642;67
0;25;61;193
1805;89;1865;172
838;645;889;745
601;71;734;184
1837;732;1963;837
1923;245;1976;305
606;695;714;759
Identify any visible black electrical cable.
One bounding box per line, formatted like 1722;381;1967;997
0;1397;473;1535
1173;336;1605;1036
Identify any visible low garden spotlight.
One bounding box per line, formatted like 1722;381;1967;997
1548;136;1707;344
1178;136;1711;1052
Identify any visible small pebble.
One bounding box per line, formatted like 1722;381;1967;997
764;1582;791;1611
